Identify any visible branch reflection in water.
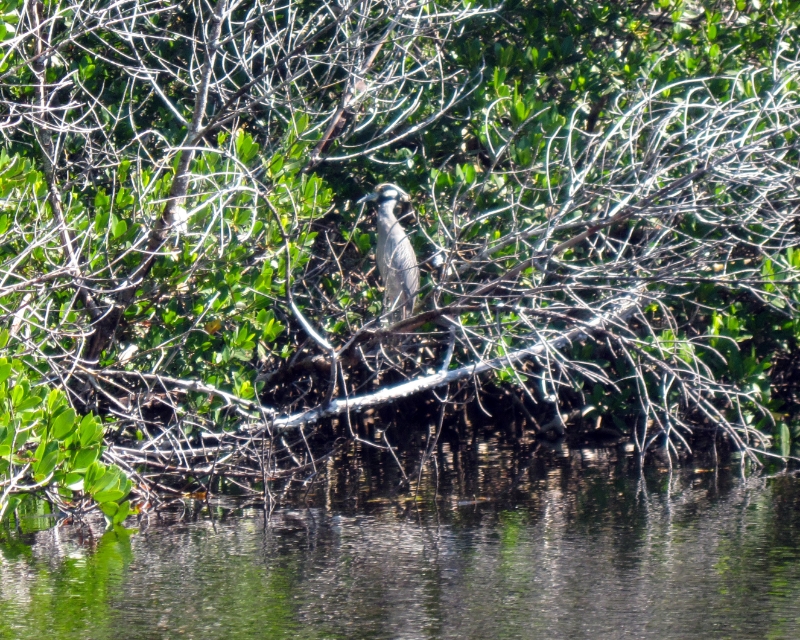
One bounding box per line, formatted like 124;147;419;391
1;445;799;640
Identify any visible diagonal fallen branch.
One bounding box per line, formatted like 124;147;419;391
99;293;642;434
260;291;644;432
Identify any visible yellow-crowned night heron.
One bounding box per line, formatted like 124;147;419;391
359;183;420;321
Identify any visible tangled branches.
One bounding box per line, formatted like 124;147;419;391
0;0;799;507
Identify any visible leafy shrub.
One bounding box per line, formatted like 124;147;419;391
0;345;132;526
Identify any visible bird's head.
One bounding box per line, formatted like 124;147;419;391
358;183;411;206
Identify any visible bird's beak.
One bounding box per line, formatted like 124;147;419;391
358;192;378;204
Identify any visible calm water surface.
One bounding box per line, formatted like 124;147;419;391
1;449;800;639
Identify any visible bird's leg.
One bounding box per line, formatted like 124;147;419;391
382;289;405;325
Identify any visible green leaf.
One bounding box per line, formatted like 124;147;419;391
98;501;118;518
235;130;261;163
113;500;131;525
293;113;308;135
71;446;100;472
85;461;105;488
356;232;372;255
64;472;84;490
93;488;126;503
779;423;791;458
0;495;23;521
88;470;117;495
10;382;24;406
462;164;476;183
87;466;127;497
118;159;130;182
10;425;29;451
16;395;42;412
94;211;109;234
51;408;76;440
0;363;10;385
112;218;128;239
267;154;284;176
78;414;103;447
47;388;65;413
32;441;59;480
79;57;96;81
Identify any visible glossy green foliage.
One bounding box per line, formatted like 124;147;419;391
1;0;799;467
0;353;131;526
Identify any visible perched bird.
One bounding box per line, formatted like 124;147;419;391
359;183;420;322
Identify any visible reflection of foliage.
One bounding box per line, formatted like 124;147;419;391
0;527;133;639
1;472;800;638
0;0;799;506
0;522;309;640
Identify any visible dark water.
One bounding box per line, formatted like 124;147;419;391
2;448;800;639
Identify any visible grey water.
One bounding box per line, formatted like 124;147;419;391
1;449;800;639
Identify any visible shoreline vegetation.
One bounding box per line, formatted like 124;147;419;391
1;0;800;525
